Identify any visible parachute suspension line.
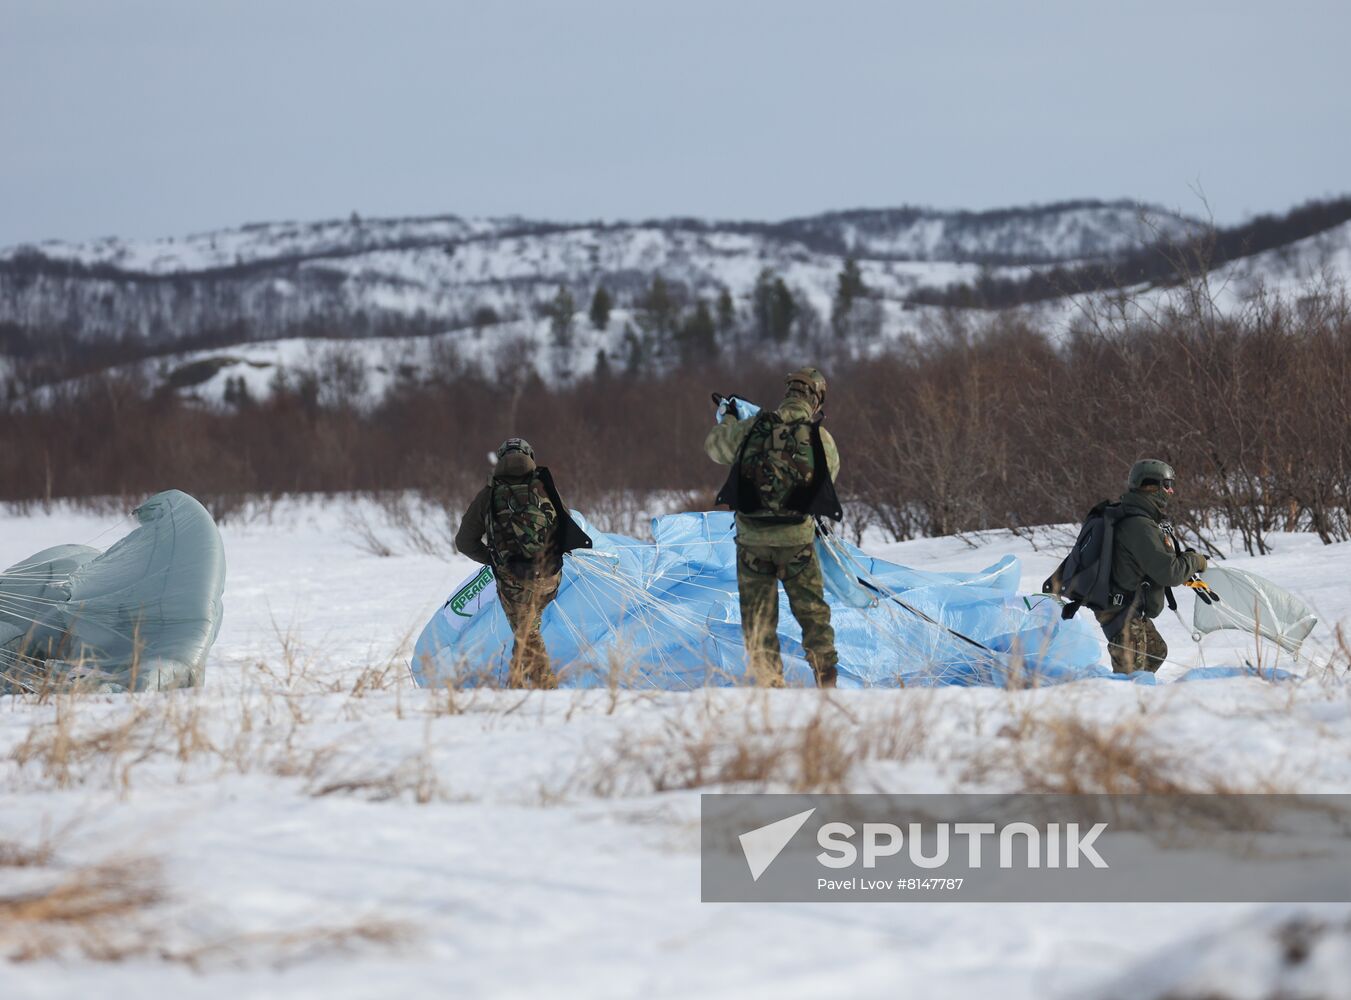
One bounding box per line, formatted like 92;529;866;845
560;563;676;683
816;531;1002;661
79;513;137;548
570;553;729;639
559;556;713;687
1174;605;1204;646
801;533;948;681
556;561;662;680
582;537;995;687
564;547;773;688
547;593;615;683
0;597;57;625
0;595;161;645
0;590;84;612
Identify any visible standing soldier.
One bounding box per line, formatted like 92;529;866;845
705;367;843;687
455;438;591;688
1097;459;1208;674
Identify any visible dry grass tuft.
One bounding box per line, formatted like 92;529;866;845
165;917;415;972
575;692;931;797
308;746;441;804
0;840;56;869
0;844;414;968
10;699;157;792
0;857;165;963
972;707;1284;802
0;859;164;927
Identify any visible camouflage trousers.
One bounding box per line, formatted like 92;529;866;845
497;571;561;689
736;542;838;687
1095;610;1168;674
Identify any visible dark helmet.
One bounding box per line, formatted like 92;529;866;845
1127;458;1176;491
497;437;534;460
785;366;827;407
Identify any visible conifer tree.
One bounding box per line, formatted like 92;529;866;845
831;256;867;338
589;286;612;331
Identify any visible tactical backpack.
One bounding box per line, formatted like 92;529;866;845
738;412;819;518
487;474;559;578
715;409;843;524
1043;501;1177;636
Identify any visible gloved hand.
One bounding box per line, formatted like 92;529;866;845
716;395;741;423
1190;552;1208;573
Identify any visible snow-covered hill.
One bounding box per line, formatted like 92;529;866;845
9;199;1351;412
0;201;1200;350
1033;217;1351;331
4;199;1200;275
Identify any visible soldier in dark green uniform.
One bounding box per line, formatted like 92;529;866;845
1095;459;1208;674
455;438;591;688
705;368;843;688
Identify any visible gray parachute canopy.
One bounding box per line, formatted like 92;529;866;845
1192;566;1318;656
0;490;226;693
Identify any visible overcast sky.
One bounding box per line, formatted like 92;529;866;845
2;0;1348;244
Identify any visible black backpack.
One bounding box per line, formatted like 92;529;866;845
1043;501;1176;634
1042;501;1130;618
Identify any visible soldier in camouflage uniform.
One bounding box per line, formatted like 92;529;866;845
1095;459;1208;674
455;438;591;688
705;368;843;687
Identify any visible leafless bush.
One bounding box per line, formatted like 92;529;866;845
841;279;1351;552
342;501;395;557
5;279;1350;553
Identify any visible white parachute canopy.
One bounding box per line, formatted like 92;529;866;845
0;490;226;693
1193;566;1318;655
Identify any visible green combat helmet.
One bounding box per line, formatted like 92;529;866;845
1127;458;1176;491
785;367;827;408
497;438;535;459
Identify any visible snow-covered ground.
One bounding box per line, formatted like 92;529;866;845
2;498;1350;999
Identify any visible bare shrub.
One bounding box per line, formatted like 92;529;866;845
5;268;1351;557
342;501;395;557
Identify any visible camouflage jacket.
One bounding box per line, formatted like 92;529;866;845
454;484;498;566
456;466;593;573
704;397;841;547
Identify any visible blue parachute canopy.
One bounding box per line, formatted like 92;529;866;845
412;511;1107;689
0;490;226;693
